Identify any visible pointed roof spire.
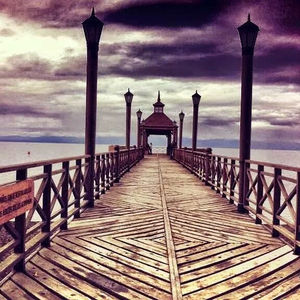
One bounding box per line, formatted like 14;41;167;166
92;7;95;16
157;90;161;102
248;13;250;22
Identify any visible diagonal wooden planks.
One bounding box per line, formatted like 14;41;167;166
1;154;300;299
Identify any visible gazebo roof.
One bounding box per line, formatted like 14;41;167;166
143;112;174;128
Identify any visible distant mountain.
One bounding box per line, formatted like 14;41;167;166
1;135;300;150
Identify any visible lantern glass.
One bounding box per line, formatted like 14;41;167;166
192;91;201;106
136;109;142;118
82;10;103;45
238;16;259;49
179;111;185;121
124;89;134;104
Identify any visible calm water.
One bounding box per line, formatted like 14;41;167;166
0;141;300;168
0;142;110;167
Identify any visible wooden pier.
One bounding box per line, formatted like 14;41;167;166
1;154;299;299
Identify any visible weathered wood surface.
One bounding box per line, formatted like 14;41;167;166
1;155;300;299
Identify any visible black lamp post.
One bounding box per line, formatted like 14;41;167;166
136;109;142;147
124;89;134;149
82;8;103;207
179;111;185;148
237;14;259;213
192;91;201;151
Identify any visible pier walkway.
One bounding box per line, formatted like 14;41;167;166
1;155;300;299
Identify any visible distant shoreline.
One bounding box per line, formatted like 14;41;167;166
1;138;300;151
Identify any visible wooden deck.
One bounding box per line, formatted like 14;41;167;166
1;155;300;299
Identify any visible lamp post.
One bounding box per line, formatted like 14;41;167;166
136;109;142;147
124;89;134;149
237;14;259;213
82;8;103;207
179;111;185;148
192;91;201;151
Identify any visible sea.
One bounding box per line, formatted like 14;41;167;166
0;141;300;168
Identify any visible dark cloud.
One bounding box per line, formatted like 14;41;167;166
201;117;238;127
0;103;61;118
269;119;299;127
104;1;227;28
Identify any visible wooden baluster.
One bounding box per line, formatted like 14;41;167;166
101;154;106;194
229;159;235;204
61;161;69;230
127;149;130;172
255;164;264;224
222;158;228;198
74;159;81;218
14;168;27;272
244;161;250;208
106;153;110;190
110;152;114;186
272;167;281;237
216;157;221;194
211;156;216;190
86;156;95;208
205;153;210;186
295;171;300;254
42;164;52;247
114;146;120;183
95;155;100;200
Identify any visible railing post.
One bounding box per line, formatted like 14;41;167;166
295;171;300;254
95;155;101;200
238;160;247;213
14;168;27;272
229;159;235;204
114;145;120;183
272;167;281;237
106;153;110;190
61;161;69;230
244;161;250;208
42;164;52;247
86;156;94;208
101;154;106;194
222;158;228;198
74;159;81;218
110;152;114;187
211;156;215;190
216;157;221;194
205;151;210;185
255;164;263;224
127;149;130;172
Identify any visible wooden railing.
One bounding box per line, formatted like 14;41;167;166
174;148;300;254
245;160;300;254
0;146;143;280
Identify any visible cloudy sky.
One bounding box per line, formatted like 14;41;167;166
0;0;299;147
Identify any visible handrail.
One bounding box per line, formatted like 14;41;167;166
246;159;300;172
174;148;300;254
0;154;91;173
0;146;144;281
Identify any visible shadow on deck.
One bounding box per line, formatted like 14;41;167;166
1;155;300;299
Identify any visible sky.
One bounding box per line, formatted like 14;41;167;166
0;0;299;147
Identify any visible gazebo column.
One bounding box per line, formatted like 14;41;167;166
167;134;172;155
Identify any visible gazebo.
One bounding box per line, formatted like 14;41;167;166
140;92;178;154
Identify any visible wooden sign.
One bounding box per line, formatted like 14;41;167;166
0;180;34;225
